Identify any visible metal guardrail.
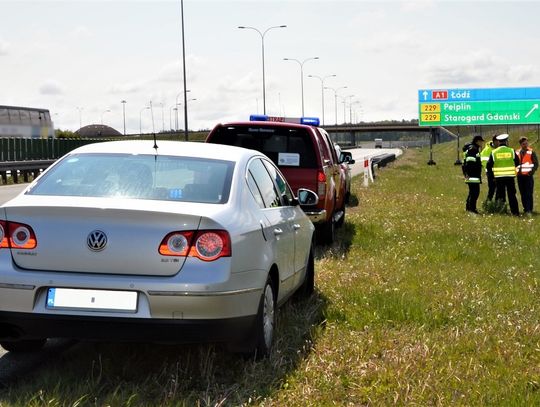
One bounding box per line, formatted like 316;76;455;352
0;159;55;184
0;137;113;185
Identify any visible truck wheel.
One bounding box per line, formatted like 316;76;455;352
336;201;346;228
318;215;335;245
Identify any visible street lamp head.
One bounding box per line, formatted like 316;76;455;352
238;26;246;29
279;25;287;28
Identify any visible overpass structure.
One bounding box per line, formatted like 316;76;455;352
324;123;456;147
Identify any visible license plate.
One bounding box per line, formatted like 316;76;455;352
46;288;138;313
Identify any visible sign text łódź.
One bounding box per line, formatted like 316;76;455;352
418;87;540;126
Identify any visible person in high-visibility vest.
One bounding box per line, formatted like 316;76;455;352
486;133;520;215
515;136;538;215
480;135;499;201
462;135;484;213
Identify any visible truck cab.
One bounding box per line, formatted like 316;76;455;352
206;115;347;244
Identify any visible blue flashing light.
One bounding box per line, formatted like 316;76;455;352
249;114;268;122
300;117;320;126
248;114;320;126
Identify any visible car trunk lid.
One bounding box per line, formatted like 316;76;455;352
3;198;203;276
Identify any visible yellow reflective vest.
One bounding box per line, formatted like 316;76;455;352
491;146;517;178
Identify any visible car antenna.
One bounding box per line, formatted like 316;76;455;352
153;131;158;151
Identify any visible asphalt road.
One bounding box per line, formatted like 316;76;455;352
0;184;28;205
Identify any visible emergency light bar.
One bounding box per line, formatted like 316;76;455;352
249;114;320;127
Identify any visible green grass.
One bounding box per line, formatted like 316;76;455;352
2;130;540;406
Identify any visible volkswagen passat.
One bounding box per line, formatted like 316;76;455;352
0;141;317;357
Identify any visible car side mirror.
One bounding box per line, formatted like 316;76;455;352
341;152;354;164
297;188;319;206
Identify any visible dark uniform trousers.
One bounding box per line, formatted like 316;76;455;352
495;177;519;215
466;184;480;212
486;172;496;201
517;175;534;213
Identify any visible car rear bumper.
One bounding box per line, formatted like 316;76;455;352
303;208;327;224
0;310;257;343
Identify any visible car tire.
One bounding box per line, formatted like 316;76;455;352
295;248;315;299
0;338;46;353
228;275;276;358
253;276;276;358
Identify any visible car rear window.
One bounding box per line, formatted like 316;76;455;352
209;125;317;169
27;153;235;204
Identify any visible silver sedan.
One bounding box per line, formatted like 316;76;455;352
0;140;317;357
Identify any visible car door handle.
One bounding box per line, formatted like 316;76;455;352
293;224;301;230
273;228;283;236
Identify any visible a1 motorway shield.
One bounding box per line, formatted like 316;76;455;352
418;87;540;126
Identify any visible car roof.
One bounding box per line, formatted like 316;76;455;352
68;140;257;161
214;120;318;131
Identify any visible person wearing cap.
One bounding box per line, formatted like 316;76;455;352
515;136;538;215
462;135;484;213
480;135;499;201
486;133;520;215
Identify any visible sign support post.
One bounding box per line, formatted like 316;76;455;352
428;127;436;165
454;126;462;165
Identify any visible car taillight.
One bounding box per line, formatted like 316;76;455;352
159;230;231;261
317;170;326;197
159;231;194;256
0;220;37;249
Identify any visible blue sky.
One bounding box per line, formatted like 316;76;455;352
1;0;539;133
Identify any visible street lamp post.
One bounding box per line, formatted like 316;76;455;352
324;86;347;125
175;90;190;132
159;102;165;132
149;101;156;134
139;106;149;136
350;100;360;124
177;98;197;133
76;107;83;130
308;74;336;125
121;100;127;135
172;107;178;131
343;94;354;123
101;109;111;125
169;106;175;131
238;24;287;115
283;57;319;116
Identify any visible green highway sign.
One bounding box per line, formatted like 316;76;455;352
418;87;540;126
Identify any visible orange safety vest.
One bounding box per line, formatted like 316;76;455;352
516;147;535;176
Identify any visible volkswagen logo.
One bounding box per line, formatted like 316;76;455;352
87;230;107;252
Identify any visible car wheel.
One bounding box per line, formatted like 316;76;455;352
254;276;276;358
296;247;315;299
0;338;46;353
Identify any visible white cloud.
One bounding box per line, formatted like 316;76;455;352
70;25;93;39
357;29;423;54
109;81;146;94
424;50;536;85
0;38;9;55
400;0;436;12
39;80;64;95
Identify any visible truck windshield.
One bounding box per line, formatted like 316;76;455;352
210;125;318;169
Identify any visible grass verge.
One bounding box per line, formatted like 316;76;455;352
2;131;540;406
